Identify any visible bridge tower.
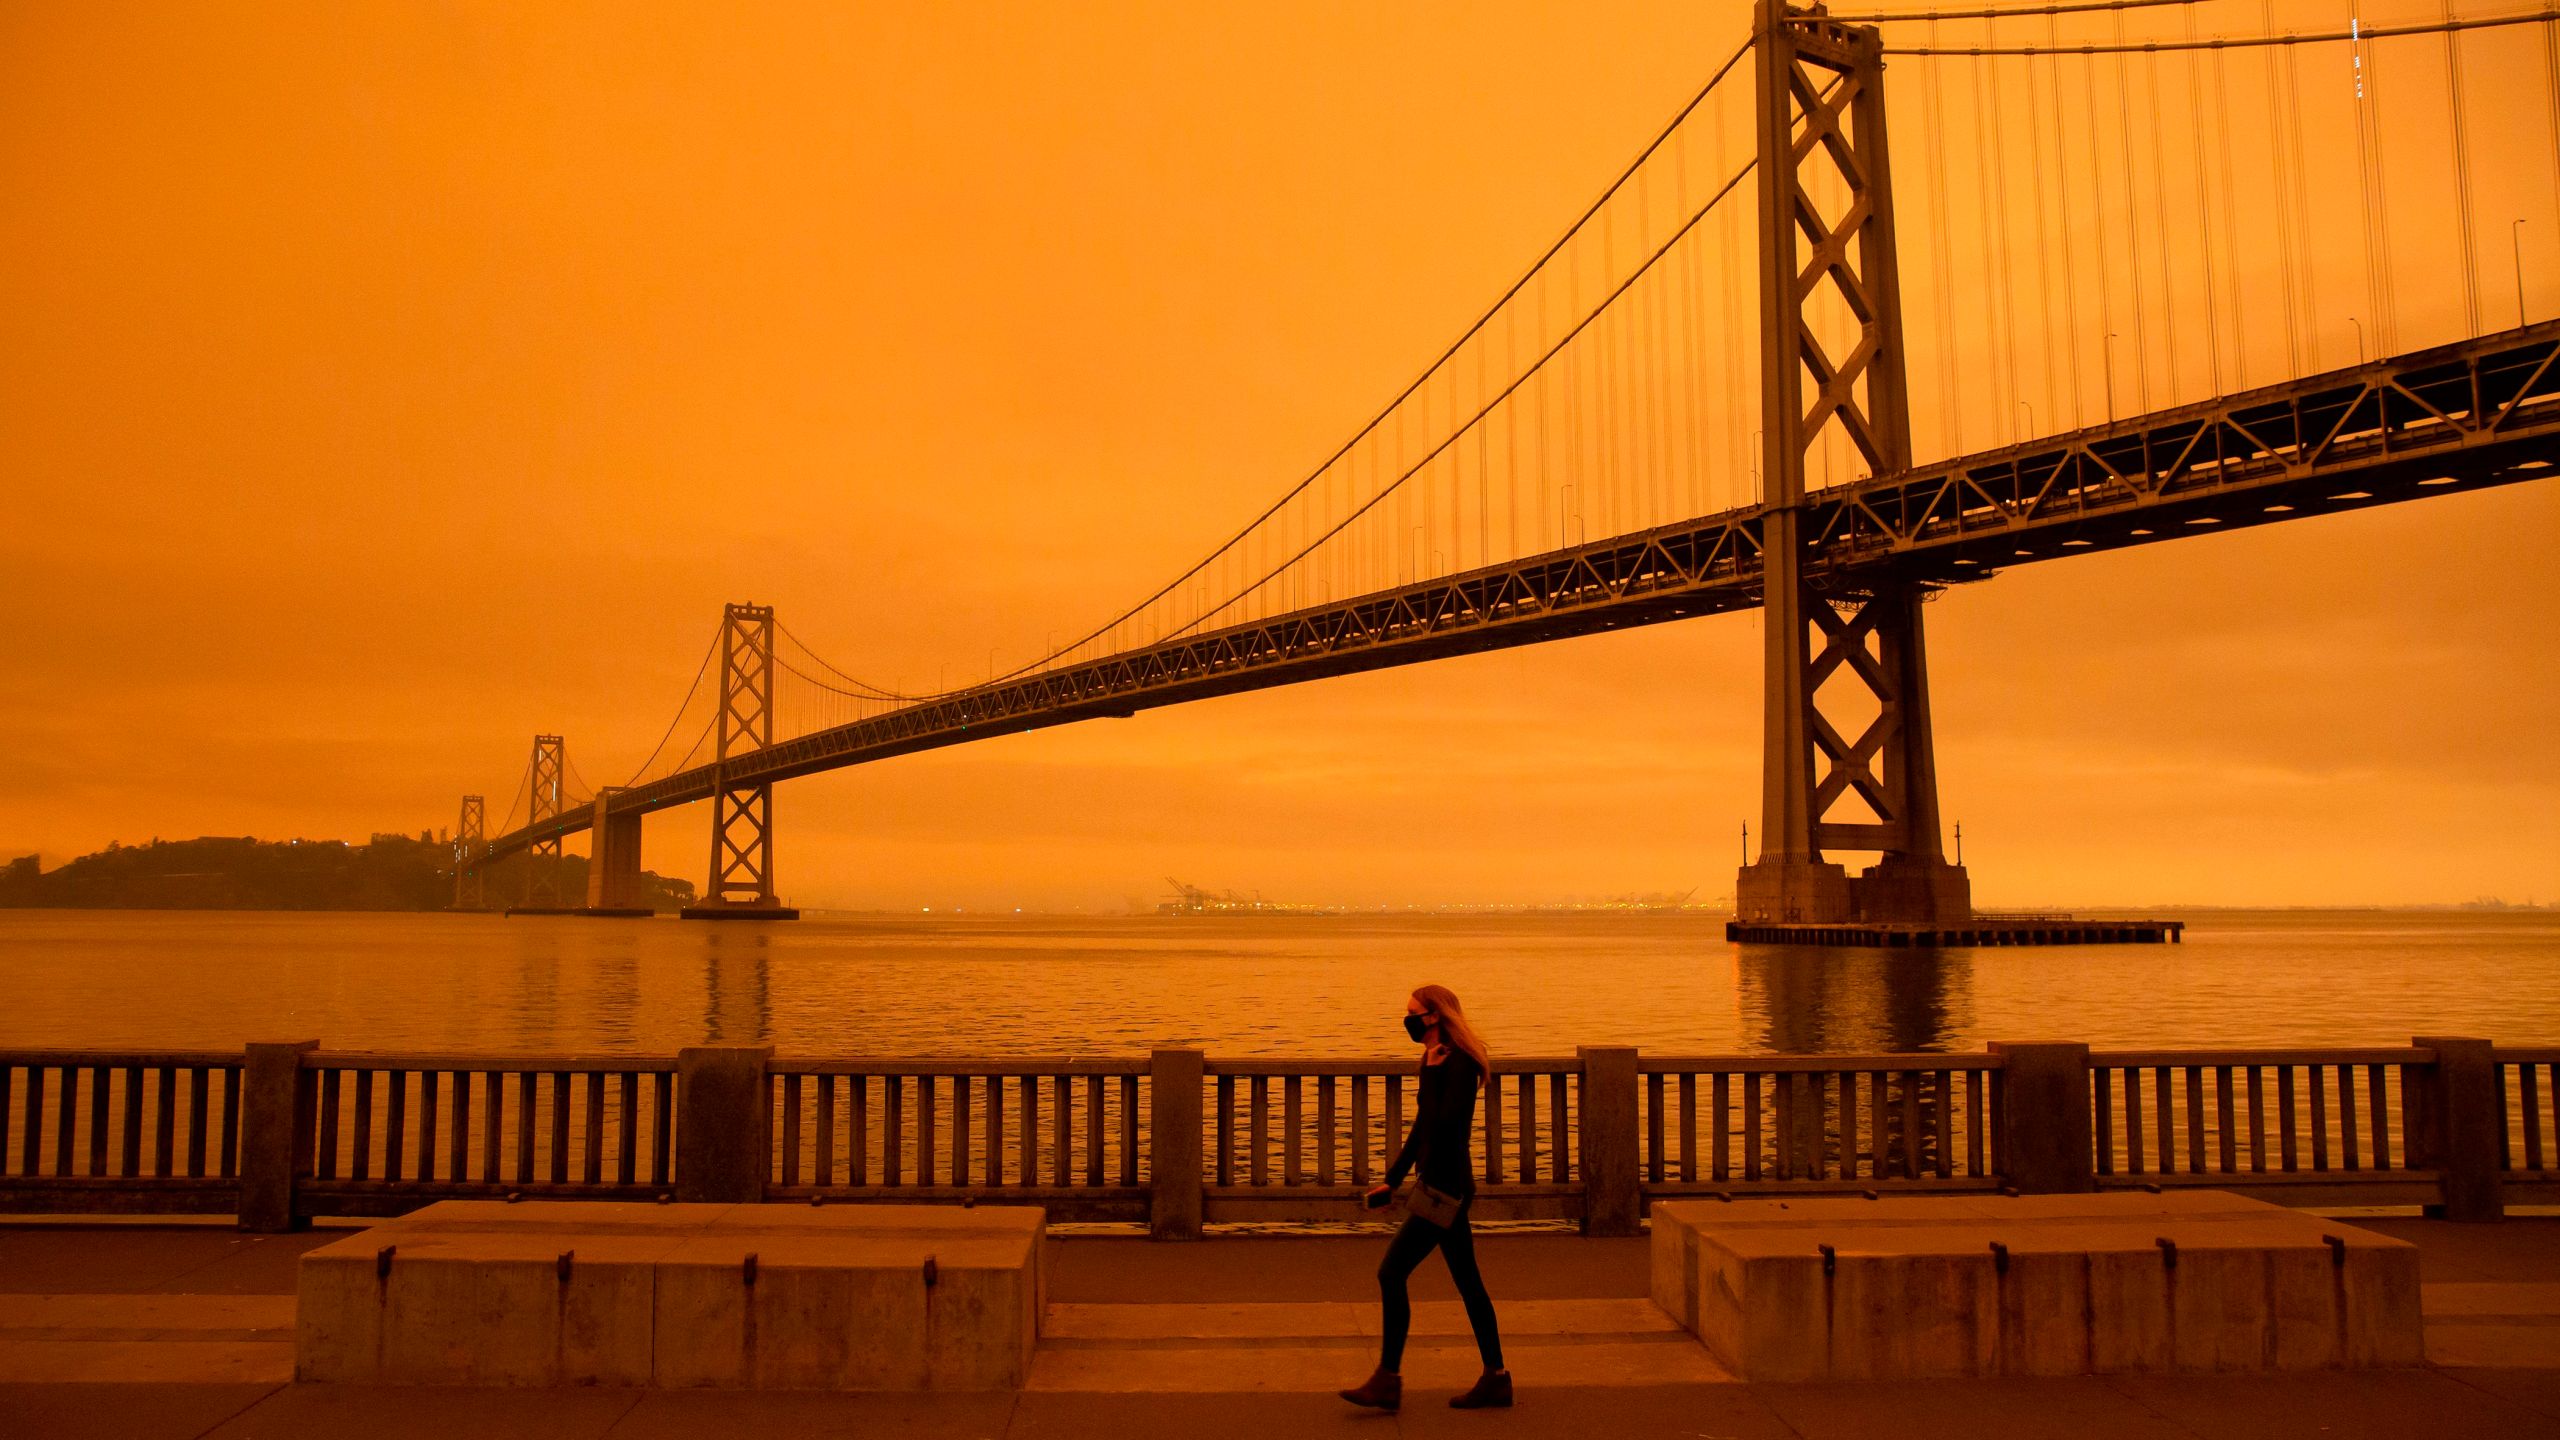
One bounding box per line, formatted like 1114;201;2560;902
1734;0;1970;926
520;734;568;910
683;602;798;920
451;794;486;910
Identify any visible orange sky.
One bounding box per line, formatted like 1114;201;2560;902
2;2;2555;910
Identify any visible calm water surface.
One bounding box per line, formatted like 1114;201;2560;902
0;909;2553;1057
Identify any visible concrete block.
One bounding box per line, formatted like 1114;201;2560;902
296;1200;1044;1390
1648;1191;2422;1381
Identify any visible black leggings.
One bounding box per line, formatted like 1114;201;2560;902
1377;1207;1504;1373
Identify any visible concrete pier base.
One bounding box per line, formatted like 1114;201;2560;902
1651;1191;2422;1381
295;1201;1045;1389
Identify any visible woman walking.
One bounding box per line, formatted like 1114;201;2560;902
1339;983;1511;1412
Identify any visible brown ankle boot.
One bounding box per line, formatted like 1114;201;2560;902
1339;1368;1402;1411
1449;1369;1512;1409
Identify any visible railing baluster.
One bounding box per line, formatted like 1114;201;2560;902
1350;1076;1370;1185
186;1066;209;1178
849;1074;870;1187
452;1072;474;1184
1550;1072;1570;1180
1246;1076;1266;1187
1119;1074;1139;1186
2525;1064;2547;1172
614;1073;635;1185
1052;1075;1071;1186
1215;1076;1234;1187
1087;1075;1106;1185
353;1070;376;1182
1965;1070;1985;1177
2182;1065;2203;1174
2368;1064;2391;1168
2338;1064;2361;1170
549;1071;571;1184
1021;1074;1042;1186
152;1068;175;1178
2278;1064;2299;1171
1387;1074;1404;1174
384;1070;407;1185
480;1072;501;1186
417;1070;439;1184
1280;1071;1300;1183
1743;1073;1762;1181
86;1065;109;1177
2309;1064;2330;1170
2093;1067;2115;1175
1711;1073;1731;1181
54;1066;76;1176
652;1071;671;1187
2152;1067;2173;1172
917;1074;937;1186
1645;1073;1665;1182
17;1066;40;1175
1676;1073;1697;1183
781;1074;803;1188
2246;1066;2267;1172
513;1071;535;1184
582;1071;604;1185
950;1076;972;1187
117;1065;141;1177
2124;1066;2146;1175
218;1064;240;1178
884;1074;905;1187
2214;1067;2236;1174
980;1073;998;1186
316;1070;342;1181
1869;1071;1889;1177
1313;1076;1336;1186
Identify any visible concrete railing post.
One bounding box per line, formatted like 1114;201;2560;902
2412;1035;2505;1222
237;1041;318;1232
1149;1048;1204;1240
1577;1046;1641;1236
1987;1042;2093;1194
674;1046;771;1204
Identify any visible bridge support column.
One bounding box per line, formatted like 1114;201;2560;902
449;794;487;911
1734;0;1967;927
683;602;799;921
581;790;650;916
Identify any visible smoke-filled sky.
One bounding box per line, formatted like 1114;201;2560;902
3;1;2555;909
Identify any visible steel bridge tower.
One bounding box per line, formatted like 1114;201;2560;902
1734;0;1971;926
684;602;798;919
450;794;486;910
520;734;567;910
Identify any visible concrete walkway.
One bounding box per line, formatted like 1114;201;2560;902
3;1217;2558;1437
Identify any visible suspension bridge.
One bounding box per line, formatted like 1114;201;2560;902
448;0;2560;929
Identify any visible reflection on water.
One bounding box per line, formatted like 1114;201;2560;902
1736;947;1972;1053
0;909;2552;1055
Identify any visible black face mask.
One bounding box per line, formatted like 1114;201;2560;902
1404;1013;1430;1043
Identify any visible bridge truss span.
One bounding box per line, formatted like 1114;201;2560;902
475;322;2560;867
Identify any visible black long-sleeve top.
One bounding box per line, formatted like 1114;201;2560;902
1385;1048;1483;1198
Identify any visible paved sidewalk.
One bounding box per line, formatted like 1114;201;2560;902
1;1217;2557;1437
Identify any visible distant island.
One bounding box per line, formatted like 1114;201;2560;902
0;834;695;912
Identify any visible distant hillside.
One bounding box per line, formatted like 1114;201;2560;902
0;835;695;912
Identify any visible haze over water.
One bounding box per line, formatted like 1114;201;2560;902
2;909;2553;1057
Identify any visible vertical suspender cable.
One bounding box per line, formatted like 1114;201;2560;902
2257;0;2303;377
2021;51;2063;435
1974;58;2019;440
2441;0;2481;336
2113;12;2155;411
2080;48;2119;420
2045;14;2087;428
2142;37;2184;401
2182;8;2226;395
1922;38;1963;453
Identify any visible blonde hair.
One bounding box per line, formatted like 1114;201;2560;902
1411;983;1490;1083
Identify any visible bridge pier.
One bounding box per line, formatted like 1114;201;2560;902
682;603;799;921
1734;2;1968;930
579;790;652;916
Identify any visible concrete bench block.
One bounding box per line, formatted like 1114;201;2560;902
296;1200;1045;1390
1651;1191;2421;1381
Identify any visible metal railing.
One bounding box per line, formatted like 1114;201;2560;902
0;1037;2540;1231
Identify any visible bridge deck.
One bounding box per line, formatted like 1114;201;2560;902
483;322;2560;861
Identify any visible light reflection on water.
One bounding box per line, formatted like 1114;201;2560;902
0;909;2553;1056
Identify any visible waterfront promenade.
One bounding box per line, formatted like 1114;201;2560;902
3;1214;2558;1438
